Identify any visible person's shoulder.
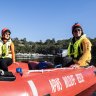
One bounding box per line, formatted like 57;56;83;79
10;42;14;47
8;38;14;45
8;38;13;42
82;37;92;46
83;37;90;42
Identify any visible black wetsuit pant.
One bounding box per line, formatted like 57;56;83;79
54;56;90;67
54;56;74;67
0;58;12;71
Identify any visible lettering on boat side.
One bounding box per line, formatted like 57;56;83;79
75;73;84;83
62;74;76;88
49;73;85;93
49;78;62;93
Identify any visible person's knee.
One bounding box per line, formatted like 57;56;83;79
54;56;63;65
62;57;73;67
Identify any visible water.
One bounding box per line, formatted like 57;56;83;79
16;56;55;63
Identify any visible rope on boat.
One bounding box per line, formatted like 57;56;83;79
27;66;94;73
28;67;78;73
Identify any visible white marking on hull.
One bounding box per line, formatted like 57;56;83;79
28;80;38;96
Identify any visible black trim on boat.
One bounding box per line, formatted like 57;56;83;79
0;71;16;81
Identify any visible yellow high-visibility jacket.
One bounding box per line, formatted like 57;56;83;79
0;38;15;63
68;34;92;66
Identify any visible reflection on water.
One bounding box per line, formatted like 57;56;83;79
16;56;55;63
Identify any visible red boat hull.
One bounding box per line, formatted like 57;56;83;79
0;62;96;96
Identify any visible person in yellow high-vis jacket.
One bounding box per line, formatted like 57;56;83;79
0;28;15;71
62;23;92;68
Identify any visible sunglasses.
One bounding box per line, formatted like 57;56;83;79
4;33;10;36
74;29;82;33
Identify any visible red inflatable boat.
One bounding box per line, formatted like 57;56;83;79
0;61;96;96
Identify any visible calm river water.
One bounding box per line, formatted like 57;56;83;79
16;56;55;63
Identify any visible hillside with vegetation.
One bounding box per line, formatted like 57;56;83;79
13;37;96;65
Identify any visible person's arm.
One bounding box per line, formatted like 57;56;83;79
10;42;16;63
76;38;92;66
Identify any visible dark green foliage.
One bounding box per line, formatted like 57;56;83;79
13;37;96;66
13;38;70;54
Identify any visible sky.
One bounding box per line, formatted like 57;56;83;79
0;0;96;42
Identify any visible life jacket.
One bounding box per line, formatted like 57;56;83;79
0;38;12;58
68;34;86;59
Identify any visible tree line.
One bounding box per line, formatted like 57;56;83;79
13;37;96;65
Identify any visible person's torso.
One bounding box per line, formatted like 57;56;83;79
68;35;86;60
0;38;12;58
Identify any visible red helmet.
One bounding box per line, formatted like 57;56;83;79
1;28;11;36
72;23;83;34
72;23;81;29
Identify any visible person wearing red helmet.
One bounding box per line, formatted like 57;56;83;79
0;28;15;71
62;23;92;68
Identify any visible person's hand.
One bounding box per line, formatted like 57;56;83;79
70;64;80;69
13;62;19;66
